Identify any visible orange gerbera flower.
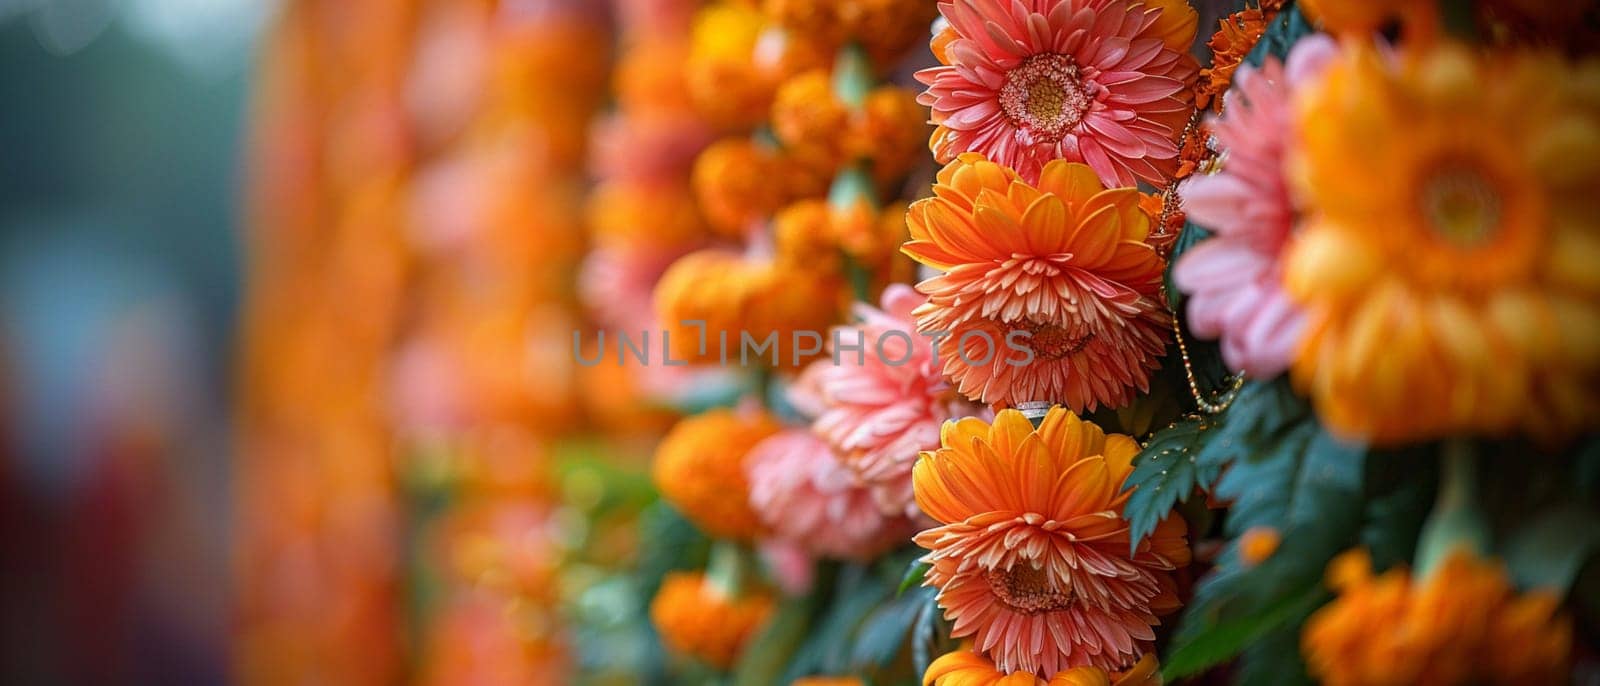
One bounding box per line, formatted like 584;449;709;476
1302;549;1571;686
1284;44;1600;443
913;408;1188;676
925;648;1163;685
649;571;775;670
902;154;1170;411
652;408;782;540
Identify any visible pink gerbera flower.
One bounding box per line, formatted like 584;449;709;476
1172;36;1337;377
918;0;1199;188
746;429;915;561
789;285;987;517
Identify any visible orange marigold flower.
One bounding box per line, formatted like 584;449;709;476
913;408;1189;676
774;199;844;270
772;69;851;169
850;85;931;184
924;648;1164;685
693;138;788;238
649;571;775;670
655;249;844;365
839;0;942;67
1238;526;1281;566
686;3;780;130
1195;7;1272;112
1284;44;1600;443
652;408;781;539
1302;549;1572;686
586;179;707;251
616;39;697;112
902;154;1170;410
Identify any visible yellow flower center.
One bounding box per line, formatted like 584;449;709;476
1000;54;1093;144
986;563;1074;615
1419;163;1503;246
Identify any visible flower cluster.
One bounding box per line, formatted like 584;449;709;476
242;1;1599;684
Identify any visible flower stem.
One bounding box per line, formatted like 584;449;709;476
706;540;750;598
1415;437;1490;578
831;42;873;110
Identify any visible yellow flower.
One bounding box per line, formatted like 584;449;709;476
650;571;775;669
652;409;781;540
1285;43;1600;444
1302;549;1571;686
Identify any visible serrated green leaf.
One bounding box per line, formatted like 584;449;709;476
897;560;929;597
1123;418;1224;551
1503;504;1600;596
1161;582;1326;680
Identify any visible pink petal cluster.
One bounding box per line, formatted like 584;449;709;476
918;0;1198;187
1173;36;1336;378
745;430;915;561
789;285;988;517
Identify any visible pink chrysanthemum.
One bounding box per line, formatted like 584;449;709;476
1172;36;1337;377
746;429;915;561
918;0;1199;188
789;285;987;517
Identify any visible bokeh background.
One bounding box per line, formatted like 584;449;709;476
0;0;266;683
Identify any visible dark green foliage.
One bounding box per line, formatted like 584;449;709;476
1164;421;1366;680
1123;379;1307;551
897;560;929;597
1160;583;1325;681
1124;418;1226;551
1503;504;1600;596
1243;5;1314;69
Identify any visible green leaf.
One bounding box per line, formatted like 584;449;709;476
781;564;890;682
1243;5;1313;69
1161;582;1326;680
1123;418;1225;551
733;594;815;686
849;587;930;670
1172;422;1365;670
1234;623;1315;686
1502;504;1600;595
910;589;944;677
897;560;929;597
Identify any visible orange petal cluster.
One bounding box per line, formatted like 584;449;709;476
913;408;1188;675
